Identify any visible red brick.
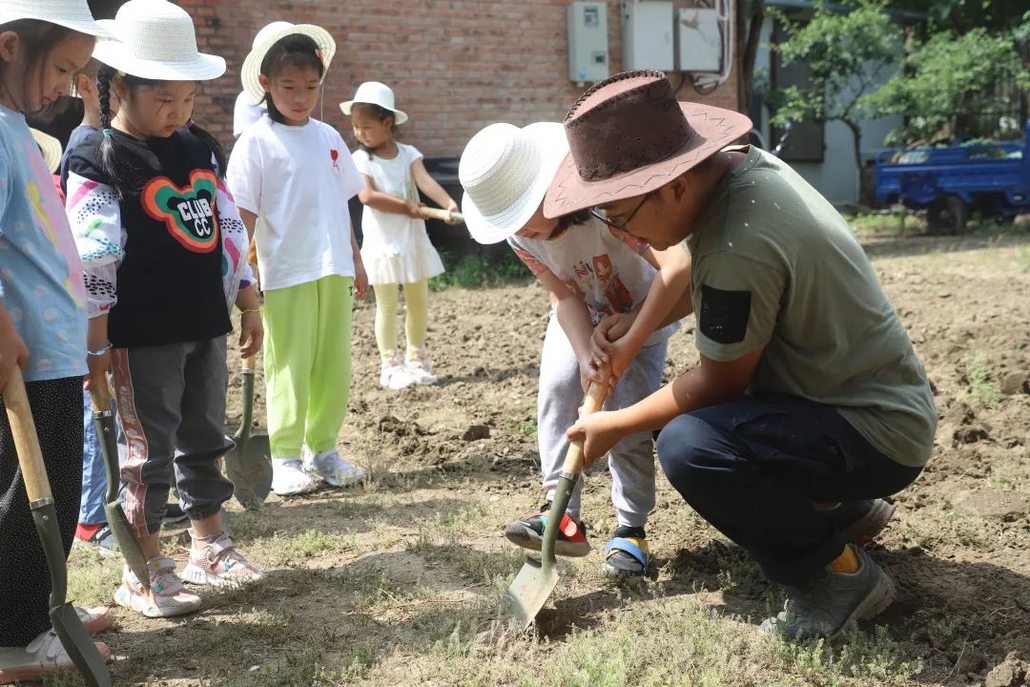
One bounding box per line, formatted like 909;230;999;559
179;0;741;156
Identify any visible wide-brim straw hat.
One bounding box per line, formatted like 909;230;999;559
0;0;111;38
340;81;408;125
459;122;568;245
93;0;225;81
240;21;335;103
31;128;62;174
543;70;752;218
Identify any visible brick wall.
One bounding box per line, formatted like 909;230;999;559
179;0;740;157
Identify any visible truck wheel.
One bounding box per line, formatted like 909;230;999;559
927;196;969;235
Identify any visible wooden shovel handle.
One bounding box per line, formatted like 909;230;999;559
3;368;52;503
559;378;609;476
421;207;464;223
90;375;112;411
242;355;257;372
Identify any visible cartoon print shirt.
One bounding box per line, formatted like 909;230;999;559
227;116;362;292
0;104;87;382
66;128;247;348
508;216;679;347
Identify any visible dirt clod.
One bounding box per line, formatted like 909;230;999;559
462;425;491;441
985;651;1029;687
1001;372;1030;396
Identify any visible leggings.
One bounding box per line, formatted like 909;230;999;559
372;279;429;361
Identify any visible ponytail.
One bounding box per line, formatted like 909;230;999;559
97;65;140;200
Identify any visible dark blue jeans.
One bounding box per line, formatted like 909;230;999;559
656;394;922;585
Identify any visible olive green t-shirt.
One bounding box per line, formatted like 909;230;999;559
684;146;936;467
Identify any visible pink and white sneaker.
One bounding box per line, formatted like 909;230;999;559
114;556;201;618
182;532;265;588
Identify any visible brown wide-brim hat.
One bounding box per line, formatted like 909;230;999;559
543;70;753;218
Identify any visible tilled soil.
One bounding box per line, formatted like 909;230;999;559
94;232;1030;686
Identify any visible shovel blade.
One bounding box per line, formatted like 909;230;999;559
225;434;272;509
50;604;111;687
104;502;149;586
502;555;560;630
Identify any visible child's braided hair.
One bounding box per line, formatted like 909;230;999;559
97;64;227;199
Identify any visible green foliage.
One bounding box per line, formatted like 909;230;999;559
770;0;900;129
966;355;1001;408
891;0;1027;34
429;251;530;290
865;18;1030;145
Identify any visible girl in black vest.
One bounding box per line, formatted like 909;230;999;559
66;0;264;619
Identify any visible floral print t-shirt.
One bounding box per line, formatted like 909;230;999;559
0;105;87;381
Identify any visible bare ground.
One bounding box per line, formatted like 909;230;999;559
55;230;1030;687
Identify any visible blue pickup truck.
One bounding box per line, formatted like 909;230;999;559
873;120;1030;233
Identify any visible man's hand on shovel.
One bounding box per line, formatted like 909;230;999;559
566;410;624;469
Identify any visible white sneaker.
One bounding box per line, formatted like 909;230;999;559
379;361;415;390
405;359;438;385
304;449;366;488
114;557;202;618
182;532;266;588
271;458;319;496
0;629;111;683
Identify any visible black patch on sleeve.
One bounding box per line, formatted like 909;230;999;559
699;285;751;344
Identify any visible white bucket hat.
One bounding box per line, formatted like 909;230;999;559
459;122;569;245
92;0;225;81
240;21;336;103
0;0;111;38
340;81;408;125
30;128;62;174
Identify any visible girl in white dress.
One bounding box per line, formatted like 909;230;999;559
342;82;457;390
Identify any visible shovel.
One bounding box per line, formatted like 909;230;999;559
4;368;112;686
90;380;150;588
420;207;464;224
503;377;609;629
223;355;272;509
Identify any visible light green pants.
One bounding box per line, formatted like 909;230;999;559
372;279;429;361
263;276;353;458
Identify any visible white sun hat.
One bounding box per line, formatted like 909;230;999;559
240;21;336;103
30;128;62;174
0;0;112;38
459;122;569;245
92;0;225;82
339;81;408;125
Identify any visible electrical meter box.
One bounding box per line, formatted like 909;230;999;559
567;2;609;83
675;7;722;73
622;0;674;72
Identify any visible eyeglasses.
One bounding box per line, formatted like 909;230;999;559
590;192;653;231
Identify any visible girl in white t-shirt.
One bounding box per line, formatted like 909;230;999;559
227;24;369;497
342;82;457;390
459;122;692;579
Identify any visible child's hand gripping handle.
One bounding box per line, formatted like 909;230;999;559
89;375;114;414
561;377;609;477
3;368;51;504
421;207;464;224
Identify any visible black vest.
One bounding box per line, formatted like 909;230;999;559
70;129;231;348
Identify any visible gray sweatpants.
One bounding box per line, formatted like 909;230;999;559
537;313;667;528
111;337;233;537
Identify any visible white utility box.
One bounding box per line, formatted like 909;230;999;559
675;7;723;73
622;0;674;72
568;2;610;83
